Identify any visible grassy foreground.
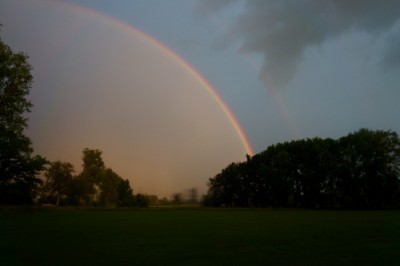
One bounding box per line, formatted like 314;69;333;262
1;207;399;265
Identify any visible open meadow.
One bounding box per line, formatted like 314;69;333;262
1;207;399;265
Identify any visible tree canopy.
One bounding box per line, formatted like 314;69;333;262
204;129;400;209
0;32;47;205
41;161;74;206
39;148;144;207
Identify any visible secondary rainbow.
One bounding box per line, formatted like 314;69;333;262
48;0;254;156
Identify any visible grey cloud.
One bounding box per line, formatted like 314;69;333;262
383;42;400;68
381;26;400;69
198;0;400;88
195;0;237;18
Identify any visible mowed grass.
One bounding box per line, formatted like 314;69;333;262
1;208;399;265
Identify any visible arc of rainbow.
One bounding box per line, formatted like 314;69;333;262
42;0;254;156
127;28;255;156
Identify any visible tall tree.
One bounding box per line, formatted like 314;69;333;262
117;178;136;206
99;168;121;206
42;161;74;206
0;31;47;205
79;148;105;203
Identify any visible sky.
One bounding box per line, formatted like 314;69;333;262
1;0;399;198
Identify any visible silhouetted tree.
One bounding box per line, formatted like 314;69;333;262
336;129;400;208
42;161;74;206
79;148;105;204
207;163;239;206
172;193;183;205
136;193;150;207
66;176;90;205
0;31;47;205
117;178;136;207
69;148;138;207
205;129;400;209
99;168;121;206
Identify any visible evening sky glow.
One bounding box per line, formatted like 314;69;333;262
1;0;399;197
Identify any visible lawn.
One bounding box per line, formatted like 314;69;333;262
1;207;399;265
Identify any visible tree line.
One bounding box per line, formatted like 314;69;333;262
203;129;400;209
38;148;149;207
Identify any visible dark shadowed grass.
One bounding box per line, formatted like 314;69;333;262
0;207;399;265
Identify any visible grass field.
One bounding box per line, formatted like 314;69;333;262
1;207;399;265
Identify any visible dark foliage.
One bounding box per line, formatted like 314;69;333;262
205;129;400;209
38;149;142;207
117;178;136;207
135;193;150;207
0;32;47;205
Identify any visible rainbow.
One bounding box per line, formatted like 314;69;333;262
43;0;254;156
205;12;300;141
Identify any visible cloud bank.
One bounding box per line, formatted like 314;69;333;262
197;0;400;88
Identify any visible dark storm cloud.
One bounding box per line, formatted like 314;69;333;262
196;0;400;87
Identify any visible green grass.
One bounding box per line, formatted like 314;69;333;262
1;207;399;265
